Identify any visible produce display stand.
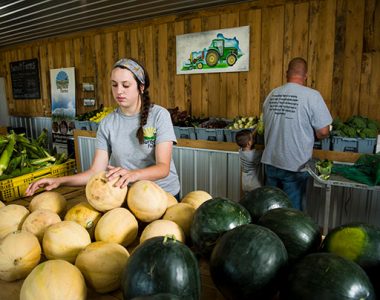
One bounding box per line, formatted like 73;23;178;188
0;186;226;300
305;160;380;236
0;159;76;202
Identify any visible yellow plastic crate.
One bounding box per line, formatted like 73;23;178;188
0;159;76;202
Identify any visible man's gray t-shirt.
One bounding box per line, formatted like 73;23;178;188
96;104;180;195
261;83;332;172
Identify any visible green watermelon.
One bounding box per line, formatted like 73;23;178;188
240;186;292;222
190;197;251;257
258;207;322;264
121;236;200;300
281;252;375;300
321;222;380;294
210;224;288;300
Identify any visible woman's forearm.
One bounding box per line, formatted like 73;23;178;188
133;162;170;182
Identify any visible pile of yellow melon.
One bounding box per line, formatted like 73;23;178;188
0;171;213;299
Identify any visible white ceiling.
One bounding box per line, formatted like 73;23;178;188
0;0;248;48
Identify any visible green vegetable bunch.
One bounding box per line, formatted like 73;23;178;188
331;115;379;138
0;129;67;180
316;159;333;180
256;113;264;136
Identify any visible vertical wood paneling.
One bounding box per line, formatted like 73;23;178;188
238;9;262;118
360;52;380;120
94;34;105;107
143;25;154;101
4;51;11;113
63;40;73;67
284;2;310;83
308;0;336;109
224;12;239;119
173;21;186;111
167;22;176;109
152;25;160;109
39;44;49;114
203;15;220;117
158;23;169;108
137;27;145;65
340;0;365;120
188;18;202;117
0;0;379;124
84;36;94;78
130;28;139;60
104;32;116;107
332;0;346;118
124;30;132;60
200;18;210;118
218;13;229;118
238;10;249;117
73;37;82;115
261;5;285;102
249;9;262;116
363;0;380;52
117;31;126;59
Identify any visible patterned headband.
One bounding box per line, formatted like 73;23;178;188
113;58;145;84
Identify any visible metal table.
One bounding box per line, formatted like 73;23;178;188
305;161;380;235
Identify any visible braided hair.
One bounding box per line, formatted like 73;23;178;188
136;64;151;144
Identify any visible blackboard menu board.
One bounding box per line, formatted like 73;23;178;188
10;59;41;99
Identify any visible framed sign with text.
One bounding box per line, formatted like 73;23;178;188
10;58;41;99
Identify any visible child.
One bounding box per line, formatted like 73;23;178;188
235;129;262;193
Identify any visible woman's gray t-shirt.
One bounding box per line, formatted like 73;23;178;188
95;104;180;195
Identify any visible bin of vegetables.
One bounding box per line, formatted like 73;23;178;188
0;129;74;202
224;116;258;142
168;107;207;140
195;118;229;142
75;105;115;131
331;116;379;154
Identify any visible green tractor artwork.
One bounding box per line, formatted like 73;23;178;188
182;33;243;71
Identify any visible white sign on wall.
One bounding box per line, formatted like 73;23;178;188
50;67;76;154
176;25;250;74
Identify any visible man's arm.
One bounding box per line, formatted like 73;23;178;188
315;125;330;140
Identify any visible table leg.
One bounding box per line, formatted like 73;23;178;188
323;184;332;236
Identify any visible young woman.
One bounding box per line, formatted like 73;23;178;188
26;58;180;197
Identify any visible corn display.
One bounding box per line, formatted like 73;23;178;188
89;106;115;123
0;129;67;180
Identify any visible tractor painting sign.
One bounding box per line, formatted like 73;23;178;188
176;26;249;74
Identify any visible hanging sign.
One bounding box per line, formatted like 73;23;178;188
50;67;76;155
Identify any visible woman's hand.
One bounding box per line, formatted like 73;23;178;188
25;178;61;196
106;165;140;188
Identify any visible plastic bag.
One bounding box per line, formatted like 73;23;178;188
332;153;380;186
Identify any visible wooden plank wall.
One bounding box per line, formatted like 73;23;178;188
0;0;379;122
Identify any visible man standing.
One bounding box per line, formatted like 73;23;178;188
261;57;332;210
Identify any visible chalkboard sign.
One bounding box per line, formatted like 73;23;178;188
10;59;41;99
